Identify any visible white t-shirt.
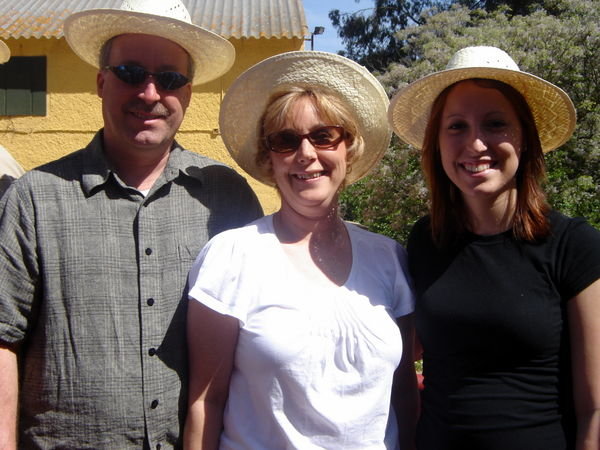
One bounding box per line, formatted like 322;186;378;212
188;215;415;449
0;144;25;178
0;144;25;198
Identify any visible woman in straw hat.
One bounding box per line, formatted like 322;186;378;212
185;51;419;449
389;46;600;449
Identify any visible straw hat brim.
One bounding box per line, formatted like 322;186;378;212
0;40;10;64
63;9;235;85
219;51;392;186
388;66;576;152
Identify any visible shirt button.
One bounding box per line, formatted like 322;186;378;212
151;399;159;409
145;248;153;255
147;298;155;306
148;348;157;356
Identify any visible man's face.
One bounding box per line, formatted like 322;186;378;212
97;34;192;155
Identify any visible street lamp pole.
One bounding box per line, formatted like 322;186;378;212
306;26;325;51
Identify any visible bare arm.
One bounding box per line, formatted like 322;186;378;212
568;278;600;450
393;314;419;450
0;344;18;450
184;300;239;450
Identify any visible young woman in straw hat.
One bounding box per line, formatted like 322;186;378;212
389;46;600;449
184;51;419;449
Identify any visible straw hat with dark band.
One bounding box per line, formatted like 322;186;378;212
63;0;235;85
219;51;392;186
0;40;10;64
388;46;576;153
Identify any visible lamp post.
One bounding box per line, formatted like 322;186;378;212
306;26;325;51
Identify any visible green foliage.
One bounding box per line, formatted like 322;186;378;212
329;0;544;71
340;0;600;239
329;0;444;71
342;137;427;244
457;0;544;15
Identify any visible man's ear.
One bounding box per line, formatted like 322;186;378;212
97;71;105;98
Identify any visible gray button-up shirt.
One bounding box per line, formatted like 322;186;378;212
0;132;263;449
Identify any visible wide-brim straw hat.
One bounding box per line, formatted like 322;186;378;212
388;46;576;153
63;0;235;85
0;40;10;64
219;51;392;186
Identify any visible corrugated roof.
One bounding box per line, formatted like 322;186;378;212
0;0;308;40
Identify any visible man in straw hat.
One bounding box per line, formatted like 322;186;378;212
0;0;262;448
0;40;26;199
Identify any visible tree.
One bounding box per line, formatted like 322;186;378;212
342;138;426;243
458;0;546;15
329;0;443;72
340;0;600;243
330;0;556;72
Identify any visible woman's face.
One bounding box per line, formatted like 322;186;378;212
269;97;348;218
438;80;523;208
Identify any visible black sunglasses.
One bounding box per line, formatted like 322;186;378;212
104;65;190;91
266;126;346;153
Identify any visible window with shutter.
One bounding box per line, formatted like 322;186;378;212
0;56;47;116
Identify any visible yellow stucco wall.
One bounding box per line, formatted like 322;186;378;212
0;36;304;213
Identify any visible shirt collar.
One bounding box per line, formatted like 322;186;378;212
80;130;206;195
162;143;206;185
81;131;112;195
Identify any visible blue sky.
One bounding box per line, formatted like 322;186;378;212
302;0;375;54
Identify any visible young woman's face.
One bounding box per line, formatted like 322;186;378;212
438;80;523;207
269;97;348;218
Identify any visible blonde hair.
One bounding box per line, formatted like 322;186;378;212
255;86;365;185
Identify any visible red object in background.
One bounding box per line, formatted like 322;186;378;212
417;373;424;391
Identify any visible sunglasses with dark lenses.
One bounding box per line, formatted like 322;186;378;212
266;126;346;153
104;65;190;91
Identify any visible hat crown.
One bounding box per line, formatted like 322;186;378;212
446;46;520;71
388;45;576;153
219;51;391;186
119;0;191;24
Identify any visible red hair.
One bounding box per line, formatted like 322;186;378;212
421;79;551;247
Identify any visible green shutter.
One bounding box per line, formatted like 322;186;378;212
0;56;47;116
